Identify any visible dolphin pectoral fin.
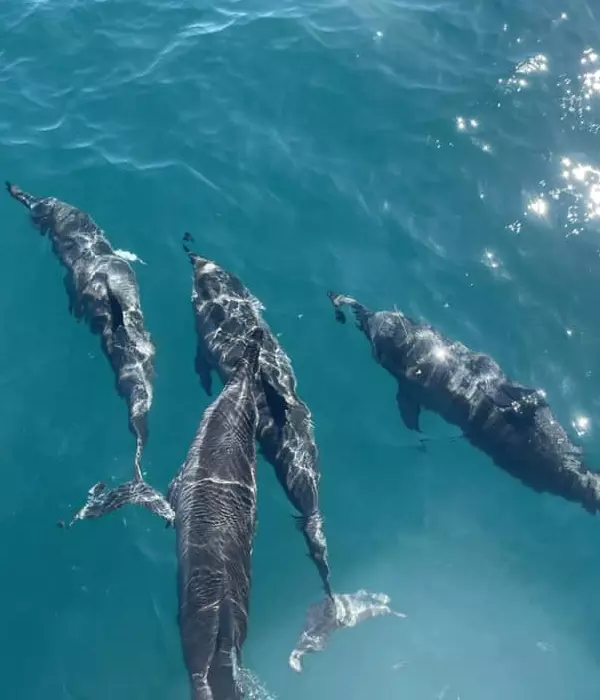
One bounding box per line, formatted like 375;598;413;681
396;385;421;432
260;372;289;431
63;275;83;320
195;348;214;397
68;478;175;527
289;590;405;673
106;288;125;333
492;383;547;424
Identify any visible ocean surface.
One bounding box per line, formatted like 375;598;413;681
2;0;600;698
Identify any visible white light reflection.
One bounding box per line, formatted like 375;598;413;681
573;415;590;437
499;54;548;94
581;48;599;66
560;159;600;222
483;250;500;269
432;346;448;363
559;48;600;131
528;197;549;218
516;54;549;75
455;116;480;133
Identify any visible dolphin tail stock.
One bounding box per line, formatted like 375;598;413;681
294;511;334;600
132;421;148;483
6;181;38;209
289;589;406;674
191;679;214;700
207;652;243;700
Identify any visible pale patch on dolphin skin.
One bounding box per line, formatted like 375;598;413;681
6;181;169;524
328;291;600;515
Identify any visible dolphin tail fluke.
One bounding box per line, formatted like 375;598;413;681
6;181;37;209
289;590;405;673
68;477;175;528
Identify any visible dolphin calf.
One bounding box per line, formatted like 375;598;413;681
328;292;600;512
182;233;332;597
6;182;171;523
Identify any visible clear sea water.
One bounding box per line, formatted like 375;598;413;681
2;1;600;698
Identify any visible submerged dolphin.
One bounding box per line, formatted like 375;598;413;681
182;233;331;597
182;234;403;670
328;292;600;512
170;327;267;700
6;182;171;523
289;590;405;673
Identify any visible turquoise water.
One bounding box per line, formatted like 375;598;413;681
2;0;600;698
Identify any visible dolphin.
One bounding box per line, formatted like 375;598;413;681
182;232;332;598
169;326;267;700
6;181;171;524
289;590;405;673
328;292;600;512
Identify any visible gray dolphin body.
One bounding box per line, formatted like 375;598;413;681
183;234;332;598
329;292;600;512
6;182;172;524
168;328;265;700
